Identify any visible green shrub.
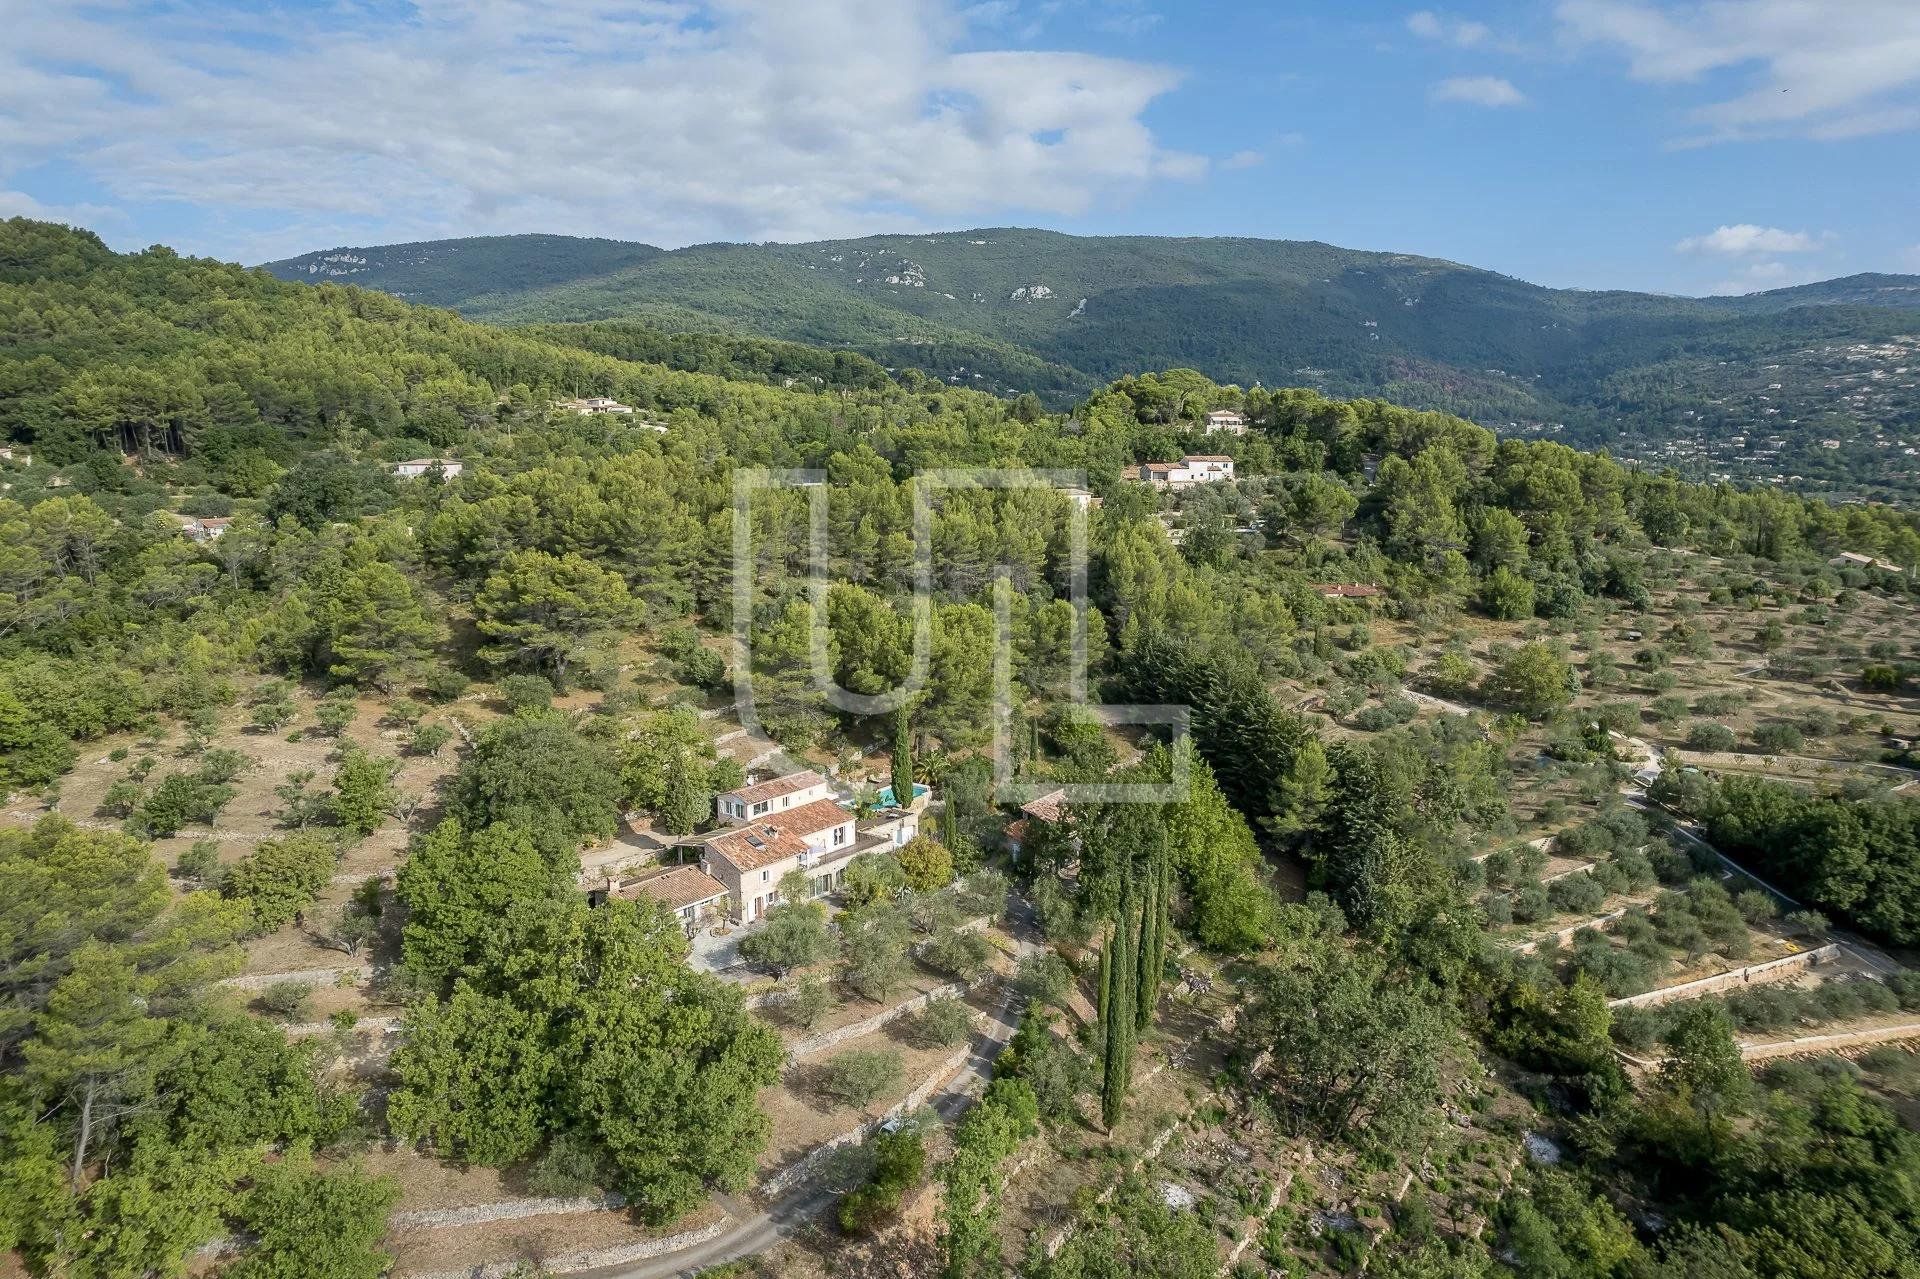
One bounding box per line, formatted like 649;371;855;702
838;1128;926;1234
1685;722;1738;752
222;831;340;934
175;839;222;885
257;981;313;1021
910;995;974;1048
820;1050;904;1110
129;773;235;837
526;1132;607;1198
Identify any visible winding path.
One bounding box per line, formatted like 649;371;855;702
577;904;1043;1279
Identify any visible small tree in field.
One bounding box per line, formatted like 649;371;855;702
821;1049;904;1110
789;974;834;1032
910;995;974;1047
1482;643;1575;719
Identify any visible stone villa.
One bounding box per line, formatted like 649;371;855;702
613;769;930;928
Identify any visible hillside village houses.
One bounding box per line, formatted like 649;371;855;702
604;768;930;930
1123;455;1235;490
1203;408;1248;435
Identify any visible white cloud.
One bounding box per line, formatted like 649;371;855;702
1558;0;1920;143
1432;76;1527;107
1408;10;1492;47
1220;149;1266;170
0;0;1203;258
0;189;120;227
1676;224;1824;256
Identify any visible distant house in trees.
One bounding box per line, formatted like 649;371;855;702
690;770;927;923
1124;455;1236;490
1060;486;1102;511
560;396;635;416
391;458;463;480
1830;551;1904;573
1203;409;1248;435
1004;786;1069;858
1310;583;1386;599
174;515;232;543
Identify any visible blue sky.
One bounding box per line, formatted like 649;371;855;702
3;0;1916;294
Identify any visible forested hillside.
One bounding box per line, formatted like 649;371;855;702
265;228;1920;499
7;218;1920;1278
270;232;663;306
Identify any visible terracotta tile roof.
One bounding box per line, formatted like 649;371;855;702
723;770;826;806
1021;788;1069;823
1183;454;1232;463
707;824;812;874
769;797;855;839
622;866;728;910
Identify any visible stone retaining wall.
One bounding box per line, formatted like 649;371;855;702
1511;908;1630;956
785;982;966;1060
393;1193;627;1230
284;1014;400;1038
220;964;371;991
759;1041;973;1200
1740;1021;1920;1062
399;1216;726;1279
1608;943;1845;1009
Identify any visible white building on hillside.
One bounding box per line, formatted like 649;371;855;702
1125;455;1235;490
562;396;635;415
682;769;931;923
391;458;463;480
1203;409;1248;435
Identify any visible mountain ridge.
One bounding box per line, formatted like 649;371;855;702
263;227;1920;317
263;228;1920;498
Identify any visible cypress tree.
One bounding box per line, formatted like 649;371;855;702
1135;832;1166;1035
1102;885;1137;1129
890;706;913;806
1096;921;1114;1030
